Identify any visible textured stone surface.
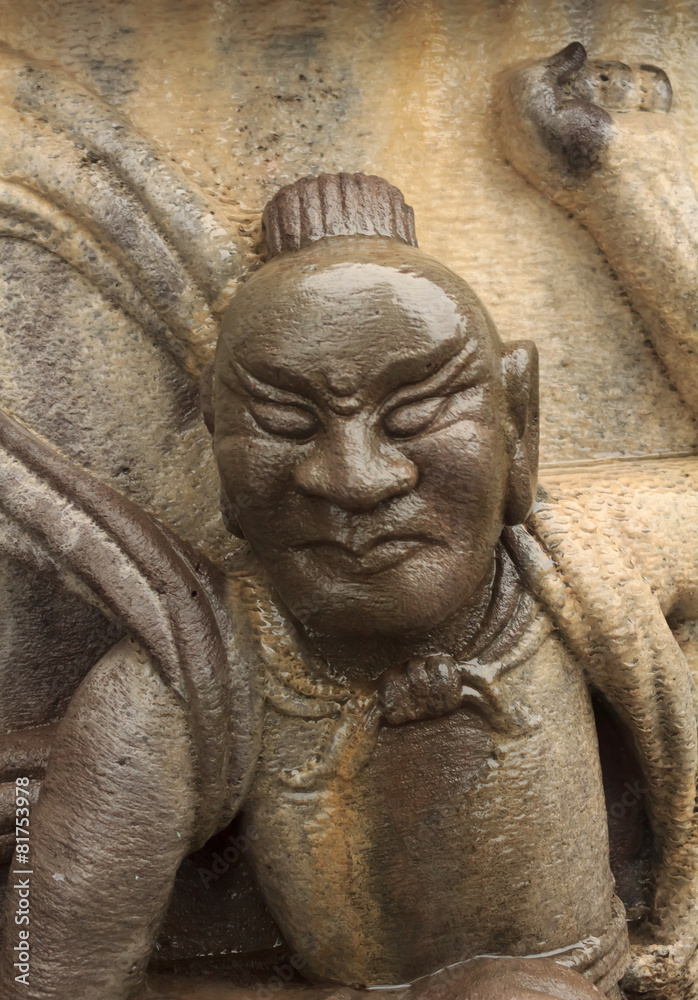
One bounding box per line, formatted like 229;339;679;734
0;4;697;999
0;0;696;484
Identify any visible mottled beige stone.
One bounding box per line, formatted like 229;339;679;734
0;0;696;500
1;4;698;1000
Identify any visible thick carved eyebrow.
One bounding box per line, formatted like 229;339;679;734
381;344;491;412
229;362;316;409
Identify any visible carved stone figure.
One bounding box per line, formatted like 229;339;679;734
0;31;697;1000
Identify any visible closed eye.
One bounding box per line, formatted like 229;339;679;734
383;396;446;438
249;400;320;440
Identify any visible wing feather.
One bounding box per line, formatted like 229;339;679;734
0;42;258;379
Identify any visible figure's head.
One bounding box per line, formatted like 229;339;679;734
208;173;538;637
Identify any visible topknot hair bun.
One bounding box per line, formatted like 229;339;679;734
262;172;417;258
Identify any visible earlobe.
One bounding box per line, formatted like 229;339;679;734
501;340;539;525
200;361;215;435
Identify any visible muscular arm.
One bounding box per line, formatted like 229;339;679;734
500;42;698;412
0;636;198;1000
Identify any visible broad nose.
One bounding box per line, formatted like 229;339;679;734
294;418;418;511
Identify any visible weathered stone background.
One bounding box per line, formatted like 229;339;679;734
1;0;697;559
1;5;698;996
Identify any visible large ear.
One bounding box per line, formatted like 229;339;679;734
501;340;539;525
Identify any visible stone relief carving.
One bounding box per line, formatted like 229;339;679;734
0;22;696;1000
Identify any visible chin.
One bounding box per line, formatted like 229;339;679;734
275;559;469;638
296;600;441;638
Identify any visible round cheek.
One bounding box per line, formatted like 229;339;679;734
214;422;298;522
404;420;510;520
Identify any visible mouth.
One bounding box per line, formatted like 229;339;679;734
293;533;439;576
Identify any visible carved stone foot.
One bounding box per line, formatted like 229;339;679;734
498;41;698;416
498;41;675;191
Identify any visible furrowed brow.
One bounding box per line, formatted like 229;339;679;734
229;362;315;408
382;344;490;410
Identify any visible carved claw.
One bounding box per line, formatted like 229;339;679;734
499;42;673;191
508;42;614;179
583;59;672;114
549;39;588;80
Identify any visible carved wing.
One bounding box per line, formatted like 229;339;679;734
0;45;264;851
0;41;252;379
0;42;263;730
